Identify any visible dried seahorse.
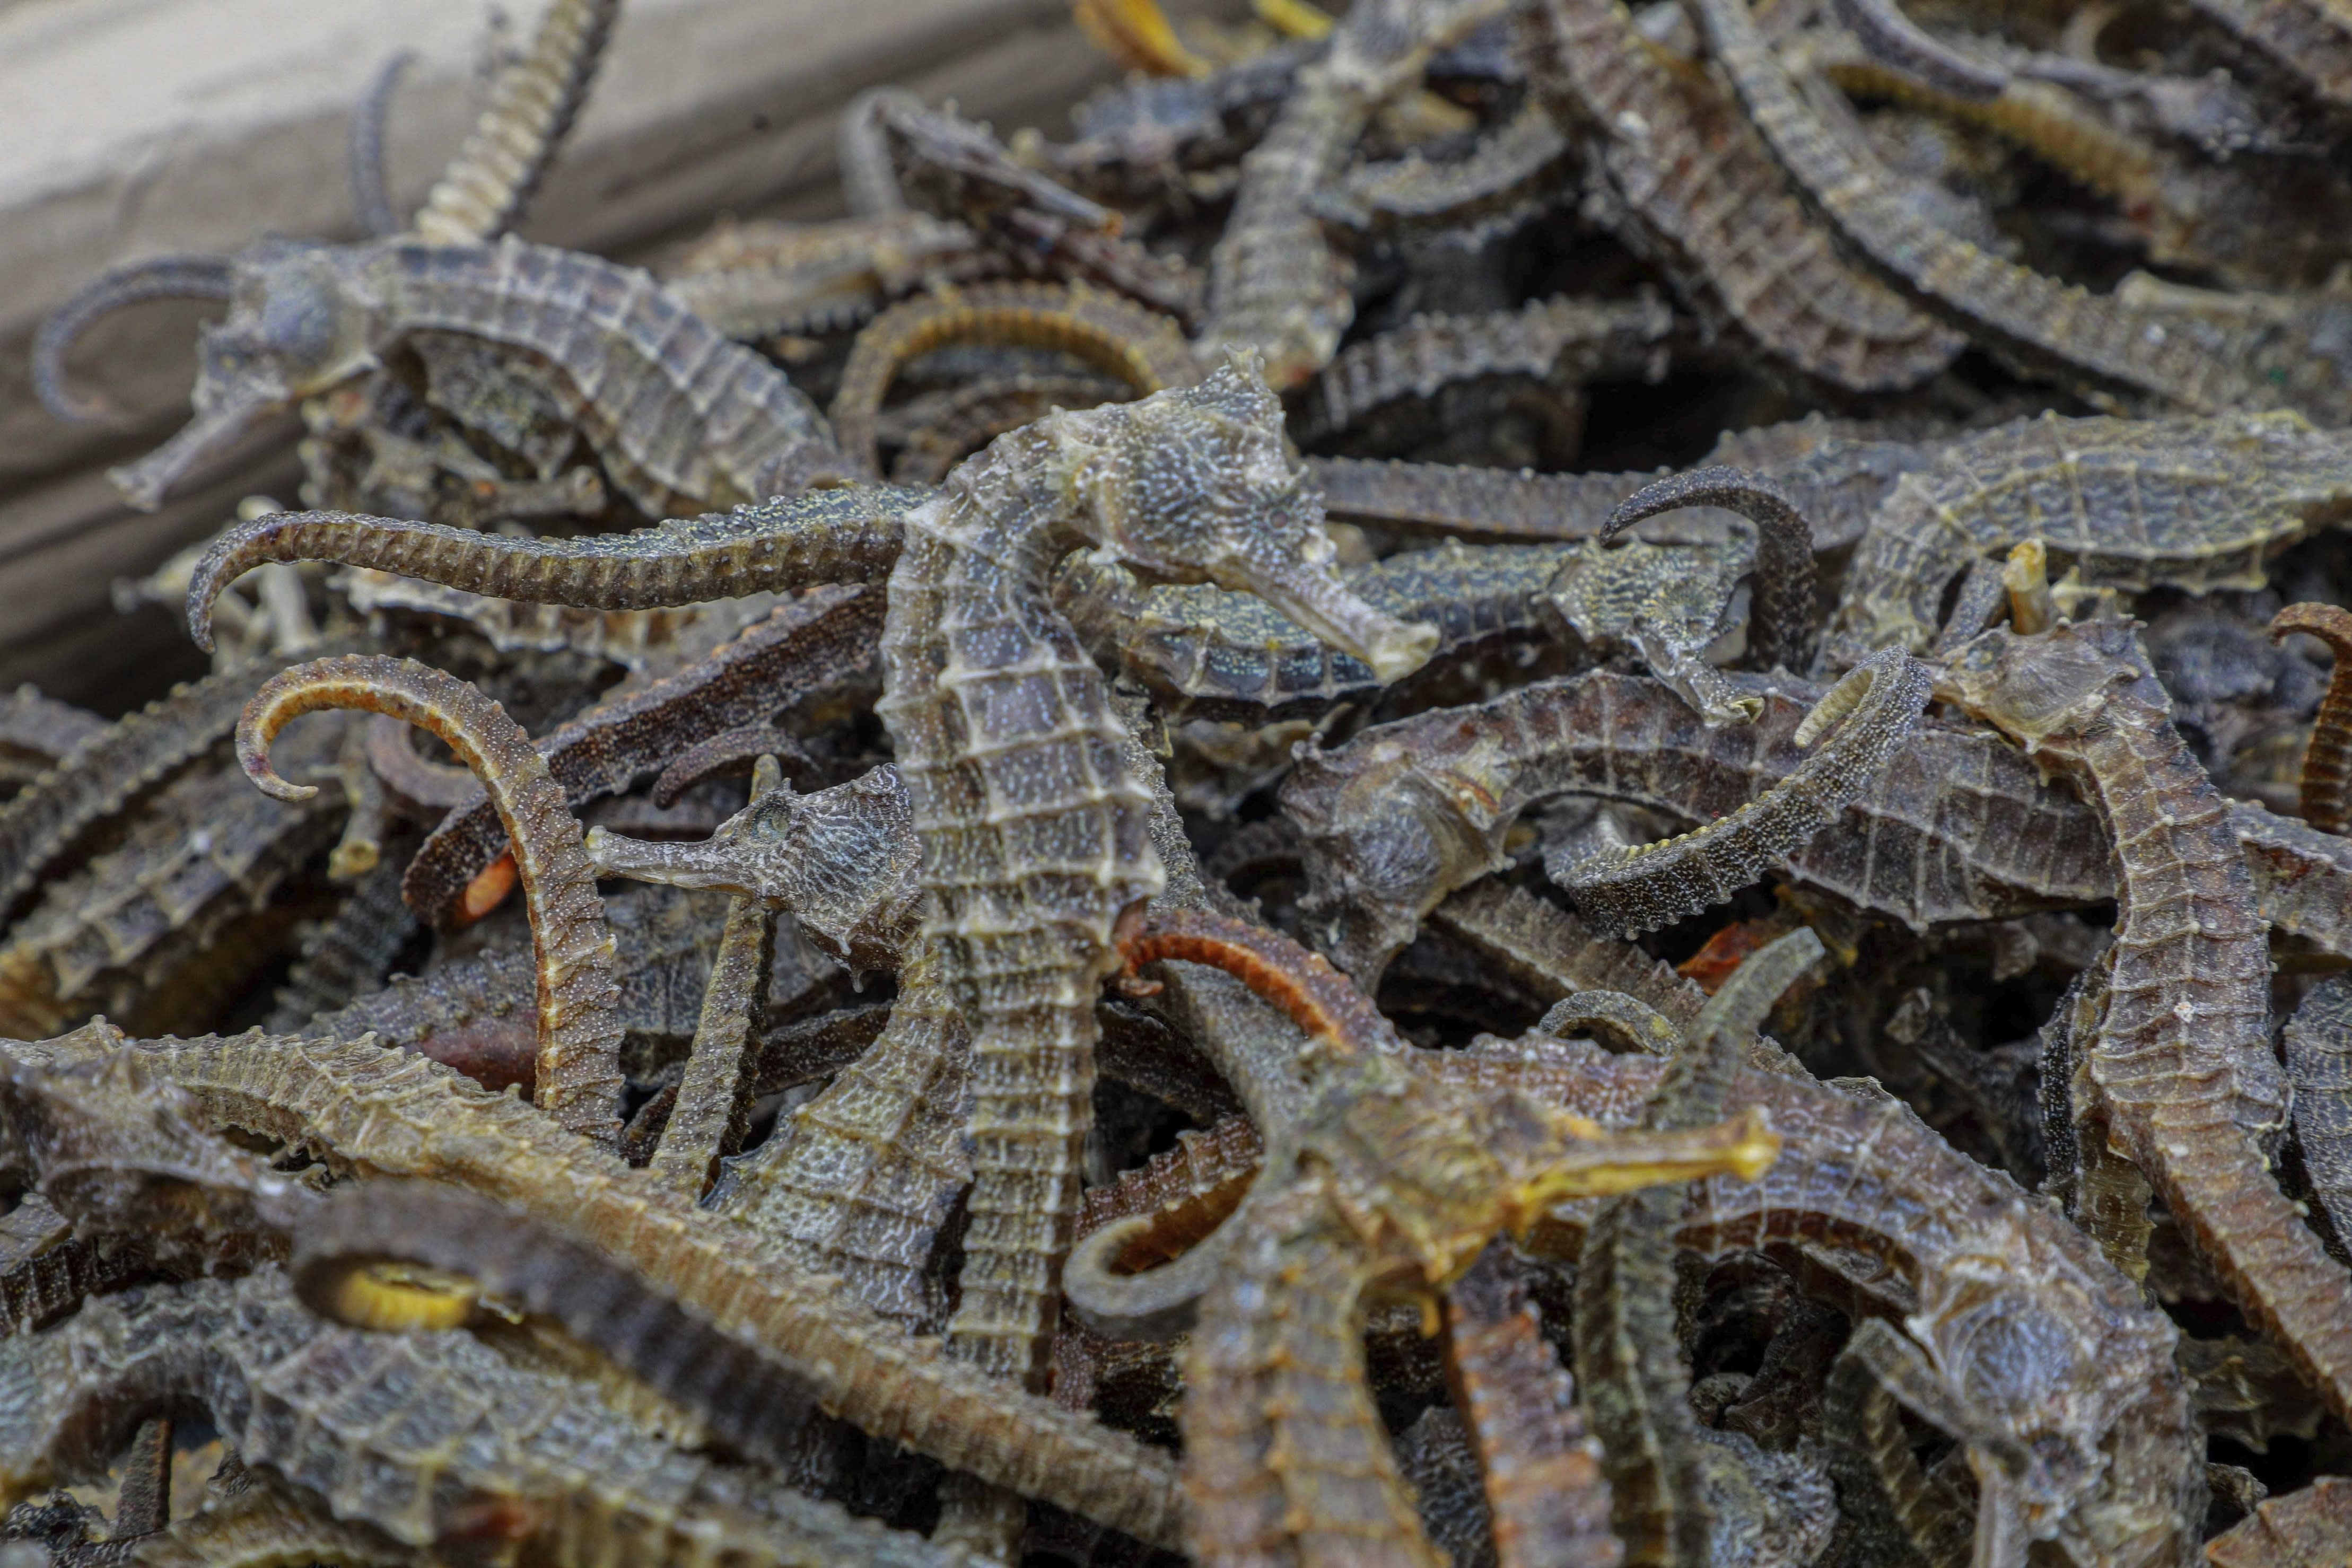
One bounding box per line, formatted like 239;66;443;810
264;855;421;1031
289;1178;817;1461
1558;649;1933;936
1573;929;1830;1566
1688;0;2260;410
1830;413;2352;663
0;1269;977;1568
187;487;923;653
399;584;882;927
589;764;919;978
661;212;989;339
0;643;364;923
1434;1034;2204;1566
1100;910;1777;1568
1;1027;1184;1548
237;654;625;1149
2272;602;2352;834
1298;294;1673;443
1795;30;2352;294
596;764;966;1332
1526;0;1963;392
1315;100;1577;244
885;372;1133;484
1938;619;2352;1427
1196;0;1516;386
828;280;1200;476
0;731;349;1042
1059;536;1582;723
1284;660;1990;983
1442;1246;1621;1568
1604;465;1819;674
643;755;777;1198
885;360;1431;1394
62;235;844;514
0;1193;149;1340
410;0;622;244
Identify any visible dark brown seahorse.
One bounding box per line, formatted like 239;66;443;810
58;236;845;515
237;655;626;1149
1938;620;2352;1427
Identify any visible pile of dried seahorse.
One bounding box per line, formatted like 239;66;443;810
9;0;2352;1560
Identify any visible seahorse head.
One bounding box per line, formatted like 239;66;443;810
1933;619;2143;753
1080;352;1439;684
109;239;381;512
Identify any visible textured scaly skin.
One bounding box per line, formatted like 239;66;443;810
0;733;347;1043
1187;1181;1440;1568
0;1027;1185;1547
0;690;106;792
662;212;989;339
709;938;974;1331
1435;1036;2205;1567
1442;1248;1620;1568
118;236;843;515
1300;294;1673;442
2272;602;2352;833
880;422;1166;1388
400;585;883;927
880;365;1430;1388
1559;650;1934;936
0;1195;148;1340
1060;539;1582;722
1112;912;1775;1568
0;1271;979;1567
1604;463;1819;673
290;1181;818;1465
1802;31;2352;293
1527;0;1962;391
1831;411;2352;661
1308;455;1667;540
188;486;923;653
237;656;626;1150
888;373;1133;485
381;238;846;506
1940;620;2352;1428
644;860;773;1197
0;645;363;922
1431;880;1707;1030
124;1464;418;1568
1691;0;2259;410
1571;932;1820;1565
2285;978;2352;1276
2227;797;2352;960
2204;1475;2352;1567
1309;418;1935;548
1283;668;2111;984
413;0;623;244
1197;0;1514;387
829;280;1201;476
1322;100;1575;241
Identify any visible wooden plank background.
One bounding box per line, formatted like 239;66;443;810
0;0;1213;709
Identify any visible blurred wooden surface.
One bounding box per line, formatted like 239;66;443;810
0;0;1194;710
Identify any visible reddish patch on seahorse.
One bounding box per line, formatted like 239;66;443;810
460;851;518;923
1118;907;1389;1056
1676;917;1789;995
